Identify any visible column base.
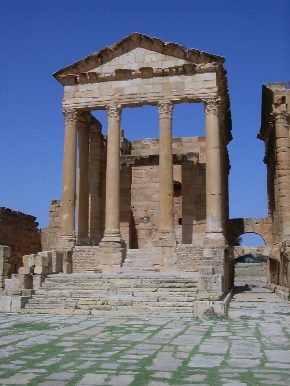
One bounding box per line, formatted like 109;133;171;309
58;234;76;251
98;234;125;271
204;232;225;247
89;235;102;246
153;232;176;269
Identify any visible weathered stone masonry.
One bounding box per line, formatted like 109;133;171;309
0;207;40;285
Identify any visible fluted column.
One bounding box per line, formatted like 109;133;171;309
158;100;174;235
60;109;79;248
103;104;122;239
77;119;89;244
274;112;290;240
204;98;223;237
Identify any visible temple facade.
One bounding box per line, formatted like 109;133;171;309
52;33;232;273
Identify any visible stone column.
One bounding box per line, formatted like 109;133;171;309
104;104;122;238
204;98;224;244
59;109;79;250
274;112;290;240
153;100;176;268
89;119;102;245
158;100;174;234
99;104;124;270
77;119;89;245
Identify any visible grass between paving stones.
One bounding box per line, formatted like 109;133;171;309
64;319;173;385
0;318;98;384
169;324;225;386
9;321;53;331
130;320;194;386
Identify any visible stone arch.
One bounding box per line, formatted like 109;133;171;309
236;232;266;246
230;246;271;261
229;218;273;246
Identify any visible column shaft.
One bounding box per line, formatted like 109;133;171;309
104;104;122;237
77;122;89;243
61;109;78;237
158;100;174;234
204;98;223;234
275;112;290;240
89;121;102;244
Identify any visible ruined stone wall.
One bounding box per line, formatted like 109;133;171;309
228;218;273;246
120;137;206;248
41;200;62;251
0;207;40;277
235;263;267;282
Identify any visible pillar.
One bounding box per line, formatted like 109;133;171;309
103;104;122;239
89;119;102;245
77;119;89;245
59;109;79;249
204;98;224;242
158;100;174;234
153;100;176;268
99;104;124;270
274;112;290;241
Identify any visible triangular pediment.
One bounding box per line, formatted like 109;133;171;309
54;33;224;82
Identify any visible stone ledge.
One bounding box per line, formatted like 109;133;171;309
192;290;233;319
268;284;290;301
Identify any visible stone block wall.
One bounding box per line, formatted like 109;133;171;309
176;245;204;271
0;208;40;279
41;200;62;251
234;263;267;283
121;136;206;248
72;246;101;272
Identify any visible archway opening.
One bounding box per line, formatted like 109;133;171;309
233;232;268;292
235;232;266;247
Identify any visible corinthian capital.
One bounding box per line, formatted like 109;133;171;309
63;108;80;122
204;97;221;116
107;104;122;120
274;112;288;127
158;100;173;119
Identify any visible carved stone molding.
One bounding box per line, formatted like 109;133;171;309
158;100;173;119
63;108;80;123
274;112;288;127
107;104;122;120
203;97;221;116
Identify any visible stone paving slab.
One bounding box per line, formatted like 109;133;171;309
0;286;289;385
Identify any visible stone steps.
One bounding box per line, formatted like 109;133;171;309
24;271;198;315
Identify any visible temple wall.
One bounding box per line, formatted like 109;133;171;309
0;207;40;278
120;136;207;248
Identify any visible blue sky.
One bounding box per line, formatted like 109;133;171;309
0;0;289;232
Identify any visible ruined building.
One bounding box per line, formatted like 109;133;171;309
0;34;289;315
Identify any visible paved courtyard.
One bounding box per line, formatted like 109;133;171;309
0;286;289;386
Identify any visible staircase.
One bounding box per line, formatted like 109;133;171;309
121;248;154;272
23;271;198;316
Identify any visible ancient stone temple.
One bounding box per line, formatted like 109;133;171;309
0;34;289;316
51;33;232;271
